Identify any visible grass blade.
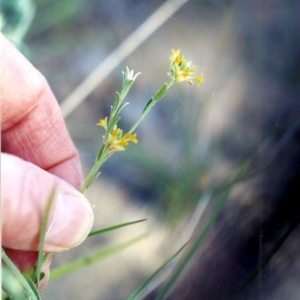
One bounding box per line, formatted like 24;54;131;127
88;219;147;237
236;219;300;296
154;164;246;300
50;234;146;280
2;249;38;300
36;190;55;289
126;241;189;300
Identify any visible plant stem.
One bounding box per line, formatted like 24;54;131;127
81;153;110;193
129;81;174;133
2;248;39;300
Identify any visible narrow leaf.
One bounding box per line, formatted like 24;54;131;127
2;249;39;300
88;219;147;237
36;189;55;289
153;83;168;102
2;266;29;300
50;234;147;280
24;275;42;300
126;241;189;300
114;102;130;116
113;92;121;111
121;80;134;99
155;166;245;300
142;98;154;113
107;116;121;133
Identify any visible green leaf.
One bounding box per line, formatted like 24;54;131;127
142;98;154;113
154;165;246;300
50;234;147;280
112;92;121;114
153;83;168;102
107;116;121;134
2;249;39;300
237;219;300;296
88;219;147;237
24;274;42;300
84;171;100;191
120;79;134;100
126;241;189;300
114;102;129;117
96;144;106;162
36;189;55;290
2;265;28;300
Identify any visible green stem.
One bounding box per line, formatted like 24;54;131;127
50;234;146;280
129;81;174;133
81;152;110;193
2;248;39;300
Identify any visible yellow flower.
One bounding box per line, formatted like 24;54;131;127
170;49;183;64
123;133;138;144
97;117;137;152
195;73;204;85
97;117;108;129
169;49;204;86
108;130;138;152
118;133;138;148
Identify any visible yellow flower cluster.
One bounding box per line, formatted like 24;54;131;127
169;49;204;85
97;117;138;152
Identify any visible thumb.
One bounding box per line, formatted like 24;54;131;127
1;153;94;252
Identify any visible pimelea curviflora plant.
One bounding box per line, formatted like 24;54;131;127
2;49;204;300
81;49;204;193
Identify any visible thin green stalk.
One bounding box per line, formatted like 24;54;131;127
2;249;39;300
50;234;146;280
126;241;189;300
88;219;147;237
36;190;55;289
154;190;231;300
81;151;110;193
236;219;300;297
129;81;173;133
154;164;245;300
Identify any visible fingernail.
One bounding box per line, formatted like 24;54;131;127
45;192;93;251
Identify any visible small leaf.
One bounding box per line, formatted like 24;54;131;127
142;98;154;113
112;92;121;114
96;144;106;162
114;102;129;116
107;116;121;134
84;171;100;191
153;83;168;102
121;80;134;100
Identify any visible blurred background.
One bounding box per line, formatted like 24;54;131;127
2;0;300;299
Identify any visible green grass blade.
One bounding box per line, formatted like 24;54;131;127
2;249;38;300
236;219;300;296
154;164;246;300
2;265;27;300
36;189;55;289
88;219;147;237
126;241;189;300
50;234;146;280
24;275;42;300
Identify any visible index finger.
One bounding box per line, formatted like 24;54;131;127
0;33;83;189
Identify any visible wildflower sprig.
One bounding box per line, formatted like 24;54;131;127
128;49;204;133
169;49;204;85
81;67;140;193
81;50;204;193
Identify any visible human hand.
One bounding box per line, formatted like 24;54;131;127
1;33;94;288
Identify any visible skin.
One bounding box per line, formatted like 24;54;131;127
1;33;94;288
